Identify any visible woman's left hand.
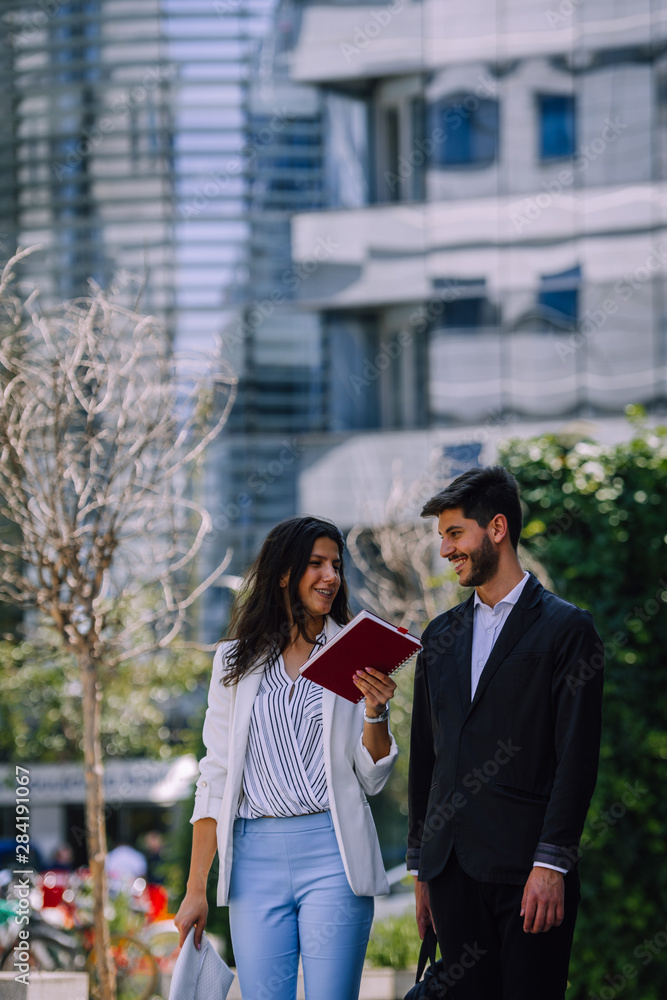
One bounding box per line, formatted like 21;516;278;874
353;667;397;716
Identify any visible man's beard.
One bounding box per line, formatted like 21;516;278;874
463;532;500;588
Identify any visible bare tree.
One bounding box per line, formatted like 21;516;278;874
0;250;237;1000
347;462;552;631
346;470;459;632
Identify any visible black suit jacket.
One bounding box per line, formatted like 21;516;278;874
407;573;603;884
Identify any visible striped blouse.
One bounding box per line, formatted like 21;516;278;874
237;647;329;819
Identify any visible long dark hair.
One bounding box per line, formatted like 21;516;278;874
222;515;351;685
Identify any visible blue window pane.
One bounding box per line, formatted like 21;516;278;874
538;266;580;325
539;95;576;160
435;97;499;167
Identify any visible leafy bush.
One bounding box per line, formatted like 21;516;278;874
500;410;667;1000
366;912;424;970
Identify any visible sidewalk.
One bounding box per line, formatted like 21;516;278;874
223;966;417;1000
0;967;419;999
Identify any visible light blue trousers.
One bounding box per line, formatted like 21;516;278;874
228;812;374;1000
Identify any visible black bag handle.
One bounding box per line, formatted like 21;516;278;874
415;924;439;984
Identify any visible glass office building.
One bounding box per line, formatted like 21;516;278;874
0;0;274;322
3;0;667;629
253;0;667;525
0;0;282;636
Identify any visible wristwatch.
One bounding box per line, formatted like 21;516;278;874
364;704;389;724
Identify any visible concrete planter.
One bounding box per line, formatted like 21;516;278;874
0;971;89;1000
224;965;418;999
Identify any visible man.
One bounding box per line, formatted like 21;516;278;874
408;466;603;999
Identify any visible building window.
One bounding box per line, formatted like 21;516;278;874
431;278;499;329
432;95;499;168
375;77;426;203
324;91;370;208
538;95;576;160
538;266;580;327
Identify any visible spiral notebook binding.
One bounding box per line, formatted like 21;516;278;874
350;645;420;703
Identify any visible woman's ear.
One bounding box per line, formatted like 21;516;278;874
279;571;289;589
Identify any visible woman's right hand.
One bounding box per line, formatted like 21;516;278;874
174;888;209;950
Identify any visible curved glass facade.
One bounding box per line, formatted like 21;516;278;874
0;0;272;339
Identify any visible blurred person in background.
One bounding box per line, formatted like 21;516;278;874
105;840;147;896
50;844;75;871
142;830;166;885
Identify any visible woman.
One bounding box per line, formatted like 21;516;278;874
175;515;397;1000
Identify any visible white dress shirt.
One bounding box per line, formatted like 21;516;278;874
471;571;530;699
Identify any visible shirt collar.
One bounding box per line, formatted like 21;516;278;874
474;571;530;614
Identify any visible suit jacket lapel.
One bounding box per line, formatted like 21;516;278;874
452;597;474;710
468;574;543;713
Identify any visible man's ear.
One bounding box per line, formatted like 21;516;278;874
489;513;509;544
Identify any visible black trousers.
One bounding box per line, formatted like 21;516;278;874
427;852;580;1000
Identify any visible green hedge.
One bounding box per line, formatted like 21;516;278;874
500;411;667;1000
366;912;424;970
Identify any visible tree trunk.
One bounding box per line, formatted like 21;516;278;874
80;650;117;1000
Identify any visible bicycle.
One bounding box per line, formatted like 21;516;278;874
8;868;159;1000
0;870;78;974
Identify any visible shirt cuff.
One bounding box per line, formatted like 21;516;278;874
534;862;568;875
533;841;579;872
357;734;397;766
406;848;420;872
190;793;223;825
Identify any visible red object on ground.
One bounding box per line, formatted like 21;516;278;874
41;870;69;908
145;883;170;921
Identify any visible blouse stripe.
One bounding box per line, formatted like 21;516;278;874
238;641;329;819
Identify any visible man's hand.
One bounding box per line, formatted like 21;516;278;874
414;877;433;940
520;867;564;933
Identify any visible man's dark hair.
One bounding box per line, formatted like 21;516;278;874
421;466;523;550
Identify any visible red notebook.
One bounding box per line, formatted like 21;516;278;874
299;610;422;703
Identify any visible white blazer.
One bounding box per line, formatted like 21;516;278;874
191;618;398;904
